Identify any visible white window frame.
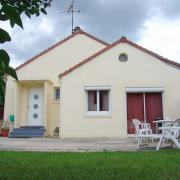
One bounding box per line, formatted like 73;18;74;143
85;86;111;117
126;87;164;93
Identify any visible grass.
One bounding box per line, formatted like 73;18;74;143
0;151;180;180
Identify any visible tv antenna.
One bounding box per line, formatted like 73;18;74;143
65;0;80;34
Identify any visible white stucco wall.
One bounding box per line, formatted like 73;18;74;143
60;43;180;138
4;33;106;136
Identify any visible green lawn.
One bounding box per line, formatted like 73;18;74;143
0;151;180;180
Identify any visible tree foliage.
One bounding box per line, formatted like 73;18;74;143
0;76;5;106
0;0;52;105
0;0;52;81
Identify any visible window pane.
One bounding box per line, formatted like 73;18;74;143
99;90;109;111
88;91;97;111
55;88;60;100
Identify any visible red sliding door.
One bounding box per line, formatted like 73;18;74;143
127;93;144;134
145;93;163;131
127;92;163;134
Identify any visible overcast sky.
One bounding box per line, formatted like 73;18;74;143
1;0;180;67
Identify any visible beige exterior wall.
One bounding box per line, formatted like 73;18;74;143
4;77;16;121
4;33;106;136
13;82;44;126
60;43;180;138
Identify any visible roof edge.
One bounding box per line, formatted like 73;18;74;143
59;36;180;78
15;29;109;71
123;37;180;68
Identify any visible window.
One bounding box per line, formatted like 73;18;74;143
99;90;109;111
119;53;128;62
54;87;60;101
88;90;97;111
86;88;110;116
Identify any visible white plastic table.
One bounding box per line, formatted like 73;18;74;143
153;120;174;133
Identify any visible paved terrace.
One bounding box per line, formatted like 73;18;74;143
0;137;172;152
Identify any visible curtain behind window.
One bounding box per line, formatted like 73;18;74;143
88;91;97;111
100;90;109;111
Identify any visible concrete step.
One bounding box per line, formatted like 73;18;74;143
10;131;44;135
8;134;44;138
9;126;46;138
20;126;45;129
12;128;45;132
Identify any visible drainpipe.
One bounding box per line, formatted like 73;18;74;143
58;77;62;138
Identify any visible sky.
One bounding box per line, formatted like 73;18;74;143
1;0;180;67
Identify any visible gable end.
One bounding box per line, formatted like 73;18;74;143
15;29;109;71
59;36;180;78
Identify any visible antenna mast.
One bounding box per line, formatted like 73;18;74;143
66;0;80;34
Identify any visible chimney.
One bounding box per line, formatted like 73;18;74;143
72;26;81;33
120;36;127;42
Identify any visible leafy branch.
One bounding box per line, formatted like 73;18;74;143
0;0;52;81
0;0;52;105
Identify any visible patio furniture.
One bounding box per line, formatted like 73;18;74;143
162;118;180;143
171;118;180;127
153;118;174;134
172;119;180;142
159;126;180;149
132;119;152;142
136;133;164;151
132;119;153;148
136;119;180;151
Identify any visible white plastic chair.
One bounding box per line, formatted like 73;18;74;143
132;119;152;142
159;126;180;149
165;119;180;139
172;118;180;126
132;119;164;150
171;118;180;142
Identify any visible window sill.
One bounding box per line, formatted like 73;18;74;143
52;100;60;104
85;112;112;118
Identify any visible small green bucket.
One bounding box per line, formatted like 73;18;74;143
9;115;14;123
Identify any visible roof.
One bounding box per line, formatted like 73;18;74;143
59;36;180;78
15;29;109;71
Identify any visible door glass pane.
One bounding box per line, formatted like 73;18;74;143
33;113;38;119
34;94;39;100
88;91;97;111
33;104;38;109
99;90;109;111
55;88;60;100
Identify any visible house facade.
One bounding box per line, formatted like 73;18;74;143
4;28;180;137
4;29;108;136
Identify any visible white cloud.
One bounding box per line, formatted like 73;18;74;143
11;16;55;51
38;17;55;34
2;15;61;67
138;15;180;63
2;0;180;68
0;21;13;35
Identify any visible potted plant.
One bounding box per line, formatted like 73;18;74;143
1;120;9;137
1;126;9;137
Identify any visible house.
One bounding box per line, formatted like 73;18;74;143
4;27;180;138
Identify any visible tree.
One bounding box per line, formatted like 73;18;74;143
0;0;52;81
0;76;5;106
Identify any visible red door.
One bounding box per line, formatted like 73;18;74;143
127;92;163;134
145;93;163;132
127;93;144;134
